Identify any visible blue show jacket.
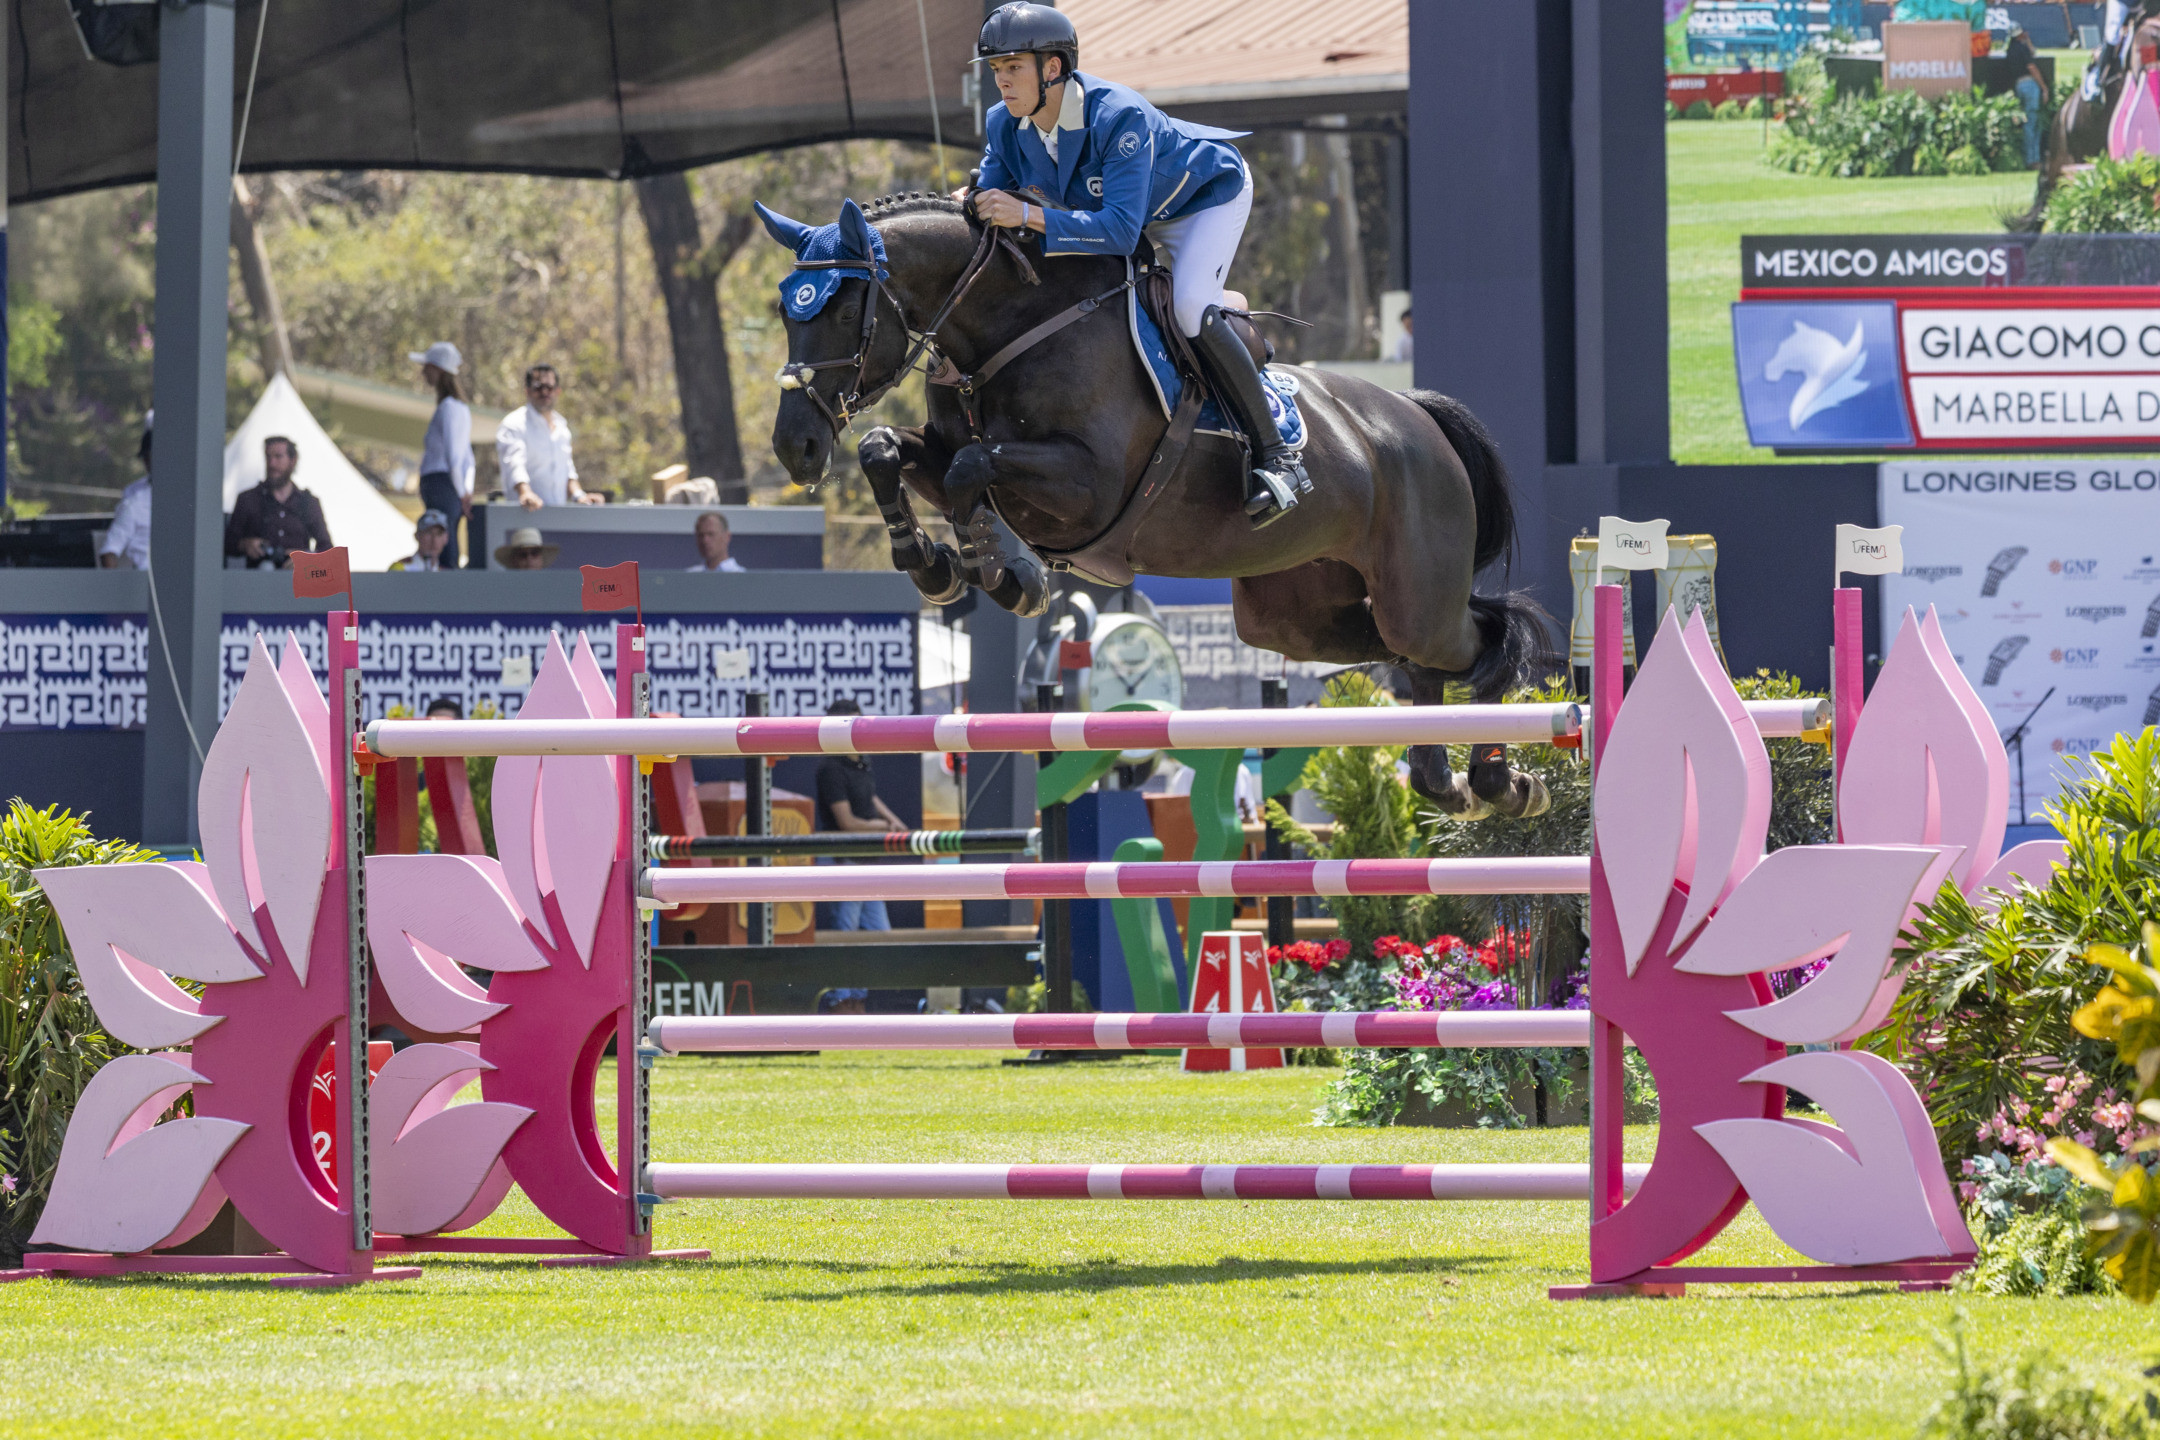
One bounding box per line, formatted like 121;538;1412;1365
976;73;1247;259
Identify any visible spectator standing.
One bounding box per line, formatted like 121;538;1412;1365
492;526;559;570
226;435;332;568
100;414;153;570
813;698;904;932
2008;26;2046;168
390;510;453;571
409;341;475;568
686;511;746;573
496;364;600;509
426;697;463;720
1384;307;1413;364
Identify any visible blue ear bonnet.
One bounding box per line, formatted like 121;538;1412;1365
761;201;888;322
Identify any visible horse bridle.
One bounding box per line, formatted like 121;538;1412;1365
775;219;1040;440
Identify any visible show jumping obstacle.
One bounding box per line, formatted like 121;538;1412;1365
650;828;1042;860
7;520;2066;1297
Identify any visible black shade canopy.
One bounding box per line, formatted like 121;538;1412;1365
10;0;984;203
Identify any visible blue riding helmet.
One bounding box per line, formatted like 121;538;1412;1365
755;198;889;322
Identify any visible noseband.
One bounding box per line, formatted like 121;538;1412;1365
775;220;1040;440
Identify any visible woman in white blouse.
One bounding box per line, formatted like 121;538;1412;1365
410;341;476;568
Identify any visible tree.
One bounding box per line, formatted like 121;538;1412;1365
636;172;751;502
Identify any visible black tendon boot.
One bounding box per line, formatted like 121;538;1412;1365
1194;306;1307;528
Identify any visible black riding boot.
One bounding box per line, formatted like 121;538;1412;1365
1194;306;1308;529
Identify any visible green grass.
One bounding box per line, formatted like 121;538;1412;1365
1668;120;2032;463
2;1053;2150;1438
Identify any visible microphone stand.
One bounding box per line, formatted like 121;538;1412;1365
1999;687;2054;826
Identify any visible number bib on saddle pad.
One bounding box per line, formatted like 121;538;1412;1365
1127;278;1307;451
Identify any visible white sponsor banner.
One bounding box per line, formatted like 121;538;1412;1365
1880;461;2160;819
1907;375;2160;440
1900;308;2160;374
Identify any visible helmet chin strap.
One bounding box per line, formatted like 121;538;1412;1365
1020;52;1066;123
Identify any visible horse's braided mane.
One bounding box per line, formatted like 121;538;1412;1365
861;191;970;224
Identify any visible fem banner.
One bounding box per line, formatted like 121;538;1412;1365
1880;461;2160;817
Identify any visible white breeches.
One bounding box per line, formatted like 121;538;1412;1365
1144;164;1254;337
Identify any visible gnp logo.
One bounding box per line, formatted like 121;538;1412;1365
2065;605;2128;624
2066;694;2129;712
2048;558;2101;579
1904;565;1964;584
2053;737;2110;757
2049;645;2103;669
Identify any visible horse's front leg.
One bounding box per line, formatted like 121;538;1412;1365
943;440;1071;620
859;426;967;604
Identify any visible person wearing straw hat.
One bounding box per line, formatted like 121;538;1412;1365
493;526;560;570
409;341;476;568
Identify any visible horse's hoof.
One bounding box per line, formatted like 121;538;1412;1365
915;544;969;606
986;555;1050;618
1506;773;1551;819
1429;776;1496;822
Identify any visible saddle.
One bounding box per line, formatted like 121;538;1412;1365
1130;235;1272;377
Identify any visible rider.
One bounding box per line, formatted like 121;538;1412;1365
968;2;1308;526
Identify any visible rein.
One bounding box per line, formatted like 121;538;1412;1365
775;222;1041;442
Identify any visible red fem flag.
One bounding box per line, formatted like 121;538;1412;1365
581;561;641;618
291;547;352;601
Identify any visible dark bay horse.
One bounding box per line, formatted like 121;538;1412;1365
761;193;1550;819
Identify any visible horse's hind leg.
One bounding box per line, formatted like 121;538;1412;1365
1402;665;1547;820
860;426;966;605
1232;565;1491;820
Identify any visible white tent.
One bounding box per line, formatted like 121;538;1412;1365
225;372;416;572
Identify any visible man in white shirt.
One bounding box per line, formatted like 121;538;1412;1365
99;417;153;570
686;511;747;573
495;364;600;509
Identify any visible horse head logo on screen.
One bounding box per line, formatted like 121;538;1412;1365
1766;319;1869;430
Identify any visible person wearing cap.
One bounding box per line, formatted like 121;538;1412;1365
410;341;475;568
967;3;1307;527
686;511;746;573
389;510;454;571
493;526;559;570
496;364;600;510
99;414;154;570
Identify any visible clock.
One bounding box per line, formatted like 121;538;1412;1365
1083;612;1184;713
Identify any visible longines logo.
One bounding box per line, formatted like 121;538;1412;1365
2065;694;2128;712
2065;605;2128;624
1903;565;1964;583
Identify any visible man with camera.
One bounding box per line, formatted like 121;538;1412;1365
226;435;333;568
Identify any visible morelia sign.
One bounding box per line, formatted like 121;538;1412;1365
1734;233;2160;451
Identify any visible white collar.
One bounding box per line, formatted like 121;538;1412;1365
1031;75;1084;141
1057;76;1086;133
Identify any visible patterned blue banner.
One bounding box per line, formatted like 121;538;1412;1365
0;612;915;730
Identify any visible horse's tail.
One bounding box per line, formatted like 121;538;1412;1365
1405;389;1514;575
1405;389;1553;702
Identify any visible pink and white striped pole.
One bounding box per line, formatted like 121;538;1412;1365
367;699;1822;760
641;856;1592;907
367;703;1583;758
648;1010;1596;1054
647;1162;1651;1202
